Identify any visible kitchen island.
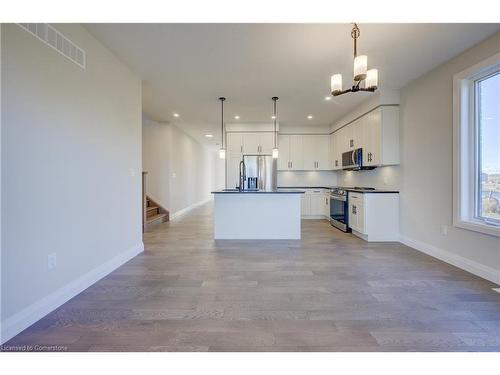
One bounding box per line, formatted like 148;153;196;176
211;189;305;239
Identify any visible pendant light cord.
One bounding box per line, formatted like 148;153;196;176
219;97;225;148
272;97;278;147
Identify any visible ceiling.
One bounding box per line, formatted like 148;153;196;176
85;23;500;147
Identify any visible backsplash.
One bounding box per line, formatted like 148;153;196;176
338;165;401;190
278;171;338;187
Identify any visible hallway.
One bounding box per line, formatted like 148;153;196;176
4;202;500;351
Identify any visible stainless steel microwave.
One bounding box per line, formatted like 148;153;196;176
342;148;376;170
342;148;363;170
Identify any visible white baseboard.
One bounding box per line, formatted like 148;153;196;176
0;242;144;344
170;197;212;220
399;235;500;285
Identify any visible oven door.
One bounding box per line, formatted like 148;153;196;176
329;194;349;232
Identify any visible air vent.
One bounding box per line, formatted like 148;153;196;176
18;23;86;69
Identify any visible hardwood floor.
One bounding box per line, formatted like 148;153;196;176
4;202;500;351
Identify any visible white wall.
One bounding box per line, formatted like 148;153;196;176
142;116;217;216
336;32;500;283
1;24;143;343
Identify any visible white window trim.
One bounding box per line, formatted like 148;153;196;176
453;52;500;238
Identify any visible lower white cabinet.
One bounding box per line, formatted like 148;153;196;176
348;192;399;242
301;189;330;218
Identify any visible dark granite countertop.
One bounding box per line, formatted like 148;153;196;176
344;188;399;194
212;189;305;194
278;186;399;194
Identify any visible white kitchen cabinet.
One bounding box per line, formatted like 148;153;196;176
315;135;330;170
302;135;316;170
300;193;310;216
279;134;328;171
242;133;260;154
331;105;399;169
301;189;330;218
348;193;365;234
310;191;324;216
348;192;399;241
278;134;303;170
362;107;399;167
289;135;304;170
277;134;291;170
259;133;275;154
227;133;243;156
239;132;275;155
323;191;330;216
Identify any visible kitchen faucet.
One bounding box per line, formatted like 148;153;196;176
238;159;246;191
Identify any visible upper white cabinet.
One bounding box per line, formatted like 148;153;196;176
278;135;304;170
331;105;399;168
227;132;275;156
278;134;329;171
227;133;244;156
362;107;399;167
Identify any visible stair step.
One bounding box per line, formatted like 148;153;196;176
146;213;167;224
146;205;159;212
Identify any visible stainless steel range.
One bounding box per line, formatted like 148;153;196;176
329;187;349;232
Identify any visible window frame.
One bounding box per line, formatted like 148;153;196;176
453;52;500;237
474;71;500;226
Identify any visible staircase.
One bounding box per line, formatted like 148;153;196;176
142;171;169;232
145;196;169;230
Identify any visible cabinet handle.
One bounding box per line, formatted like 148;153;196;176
240;145;243;153
290;161;293;169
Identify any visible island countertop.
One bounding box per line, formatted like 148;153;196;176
211;189;305;194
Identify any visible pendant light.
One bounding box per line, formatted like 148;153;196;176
272;97;279;159
218;97;226;159
330;23;378;97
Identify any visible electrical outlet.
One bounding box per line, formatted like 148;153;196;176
440;224;448;236
48;253;57;270
129;168;136;177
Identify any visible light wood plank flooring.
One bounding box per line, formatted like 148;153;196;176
3;202;500;351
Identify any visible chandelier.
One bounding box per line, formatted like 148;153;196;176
330;23;378;97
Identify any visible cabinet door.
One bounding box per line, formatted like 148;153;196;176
289;135;304;170
329;133;336;169
332;132;341;170
302;135;316;170
322;192;330;216
259;133;275;155
226;133;243;156
301;193;311;216
348;201;358;232
309;191;324;215
226;155;242;188
316;135;330;170
365;110;382;166
277;135;290;170
242;133;260;154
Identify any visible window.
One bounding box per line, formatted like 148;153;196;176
453;53;500;237
475;72;500;225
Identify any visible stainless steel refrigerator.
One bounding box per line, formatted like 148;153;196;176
243;155;277;191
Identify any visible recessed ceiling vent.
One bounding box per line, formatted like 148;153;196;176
18;23;86;69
